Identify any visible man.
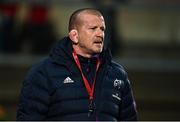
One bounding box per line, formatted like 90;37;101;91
16;8;137;121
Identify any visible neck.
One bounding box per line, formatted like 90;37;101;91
73;45;93;58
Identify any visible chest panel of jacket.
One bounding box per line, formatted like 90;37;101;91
47;62;124;120
94;65;124;120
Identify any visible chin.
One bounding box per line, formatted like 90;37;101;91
92;47;103;54
95;49;103;54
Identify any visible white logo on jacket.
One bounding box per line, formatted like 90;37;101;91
63;77;74;84
113;79;123;89
112;93;121;101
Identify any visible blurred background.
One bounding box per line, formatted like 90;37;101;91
0;0;180;120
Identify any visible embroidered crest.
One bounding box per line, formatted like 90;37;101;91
113;79;123;89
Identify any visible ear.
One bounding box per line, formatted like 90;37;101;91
69;29;78;44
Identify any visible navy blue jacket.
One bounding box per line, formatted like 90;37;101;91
16;37;137;121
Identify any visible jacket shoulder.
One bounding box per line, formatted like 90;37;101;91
23;58;54;95
110;60;128;80
25;58;49;81
17;58;52;120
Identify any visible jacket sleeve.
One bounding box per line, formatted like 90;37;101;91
16;66;50;120
119;74;138;120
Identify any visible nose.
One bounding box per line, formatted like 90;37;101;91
96;28;104;38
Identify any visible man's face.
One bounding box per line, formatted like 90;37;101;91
76;13;105;56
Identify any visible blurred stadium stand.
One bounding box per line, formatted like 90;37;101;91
0;0;180;120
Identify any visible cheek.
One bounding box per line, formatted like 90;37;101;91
79;32;89;40
78;32;94;45
85;40;92;47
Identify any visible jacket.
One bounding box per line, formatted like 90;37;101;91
16;37;137;121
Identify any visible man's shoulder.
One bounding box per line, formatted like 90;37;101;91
25;58;50;79
111;60;126;73
109;60;129;79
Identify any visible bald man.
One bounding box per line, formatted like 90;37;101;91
17;8;137;121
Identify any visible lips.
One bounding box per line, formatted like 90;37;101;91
94;39;103;44
94;41;102;44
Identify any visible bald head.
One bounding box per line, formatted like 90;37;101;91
68;8;103;32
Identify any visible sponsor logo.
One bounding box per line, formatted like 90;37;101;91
113;79;123;89
63;77;74;84
112;93;121;101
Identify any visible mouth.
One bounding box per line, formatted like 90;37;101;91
94;41;102;44
94;39;103;45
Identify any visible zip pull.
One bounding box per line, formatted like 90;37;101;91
88;99;95;117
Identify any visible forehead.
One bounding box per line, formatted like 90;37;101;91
79;13;105;26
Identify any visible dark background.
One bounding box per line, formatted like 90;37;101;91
0;0;180;120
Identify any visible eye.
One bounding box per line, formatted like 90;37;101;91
100;27;105;31
90;27;96;30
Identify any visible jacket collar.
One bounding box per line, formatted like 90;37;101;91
49;36;112;66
